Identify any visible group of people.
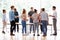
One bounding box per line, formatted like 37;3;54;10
2;5;57;37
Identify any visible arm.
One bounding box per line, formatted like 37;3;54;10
9;11;11;20
38;13;41;23
49;15;55;17
47;14;49;25
28;12;32;18
15;12;19;18
31;14;34;20
24;14;28;21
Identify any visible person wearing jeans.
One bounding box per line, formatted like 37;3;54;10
40;8;49;37
32;9;40;36
22;20;26;34
21;9;27;36
28;7;34;33
41;21;48;36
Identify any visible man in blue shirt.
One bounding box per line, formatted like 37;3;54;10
9;6;15;36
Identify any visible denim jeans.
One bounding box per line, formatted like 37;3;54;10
30;24;34;33
30;18;34;33
22;20;26;34
41;21;48;35
33;22;39;34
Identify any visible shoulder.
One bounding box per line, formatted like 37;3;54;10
28;11;31;13
9;10;13;13
16;11;18;13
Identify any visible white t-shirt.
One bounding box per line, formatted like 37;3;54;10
2;13;7;21
40;12;48;21
32;13;39;23
53;11;57;19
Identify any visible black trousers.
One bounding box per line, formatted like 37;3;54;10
10;20;15;34
14;18;19;32
40;25;43;32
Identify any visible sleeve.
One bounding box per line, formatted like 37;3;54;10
55;12;57;18
28;12;31;16
32;14;34;18
17;12;19;16
53;12;57;18
9;11;11;20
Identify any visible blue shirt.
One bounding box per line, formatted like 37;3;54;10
9;10;15;21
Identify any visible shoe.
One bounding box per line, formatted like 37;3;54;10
17;31;19;33
10;34;15;36
43;34;47;37
30;32;31;34
52;33;57;36
37;34;40;36
2;31;5;34
17;30;19;33
33;34;35;36
14;30;16;32
22;33;24;36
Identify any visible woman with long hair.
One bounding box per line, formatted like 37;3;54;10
21;9;27;36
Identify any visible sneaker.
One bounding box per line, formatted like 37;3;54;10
33;34;35;36
43;34;47;37
10;34;15;36
37;34;40;36
22;33;24;36
52;33;57;36
2;31;5;34
17;31;19;33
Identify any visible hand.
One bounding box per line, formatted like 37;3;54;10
15;16;17;18
26;19;28;21
49;15;52;16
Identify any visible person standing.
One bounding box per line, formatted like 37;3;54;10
39;10;43;34
21;9;27;36
28;7;34;33
40;8;49;37
14;8;19;33
32;9;40;36
49;6;57;35
9;6;15;36
2;9;7;34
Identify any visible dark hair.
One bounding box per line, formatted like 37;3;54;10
53;6;56;9
41;8;45;11
22;9;26;14
10;5;14;9
14;8;17;12
3;9;6;13
31;7;33;9
34;9;37;13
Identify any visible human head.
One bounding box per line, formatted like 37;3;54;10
10;5;14;10
52;6;56;10
3;9;6;13
34;9;37;13
14;8;17;12
22;9;26;14
41;8;45;12
30;7;34;11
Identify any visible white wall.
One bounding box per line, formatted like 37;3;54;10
0;0;60;30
